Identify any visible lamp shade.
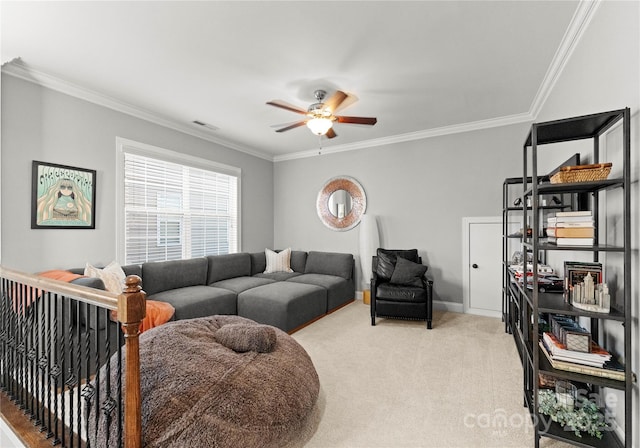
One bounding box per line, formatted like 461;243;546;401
359;214;380;289
306;117;333;135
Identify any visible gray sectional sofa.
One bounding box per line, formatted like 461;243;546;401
71;250;355;333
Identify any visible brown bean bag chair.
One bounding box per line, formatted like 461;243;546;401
89;315;320;447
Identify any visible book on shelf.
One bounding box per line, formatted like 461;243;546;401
542;332;611;366
548;215;594;224
546;227;595;238
548;237;594;246
539;342;625;381
555;211;592;217
547;221;595;228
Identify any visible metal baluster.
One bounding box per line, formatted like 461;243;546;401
51;293;62;445
93;306;100;447
63;296;75;448
45;291;54;439
0;278;6;393
7;282;17;401
116;324;123;447
26;285;36;421
82;303;94;448
16;282;25;411
34;284;43;429
102;308;115;448
75;302;83;448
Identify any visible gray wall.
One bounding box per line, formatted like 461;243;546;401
274;123;529;304
534;1;639;442
1;75;274;272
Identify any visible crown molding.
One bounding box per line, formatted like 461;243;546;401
1;60;274;162
3;0;597;165
528;0;601;118
274;112;534;162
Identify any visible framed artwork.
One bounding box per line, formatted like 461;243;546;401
31;161;96;229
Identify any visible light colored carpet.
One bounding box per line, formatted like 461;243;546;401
292;302;572;448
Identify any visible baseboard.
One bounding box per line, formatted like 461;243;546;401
355;291;464;313
433;300;464;313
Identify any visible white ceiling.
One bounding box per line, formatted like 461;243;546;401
1;1;586;161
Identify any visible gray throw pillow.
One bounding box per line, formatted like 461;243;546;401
390;256;427;287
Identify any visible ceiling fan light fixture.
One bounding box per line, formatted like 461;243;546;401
306;117;333;135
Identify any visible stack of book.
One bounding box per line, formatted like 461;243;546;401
547;211;594;246
540;331;625;381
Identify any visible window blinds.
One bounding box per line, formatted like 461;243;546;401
123;152;238;264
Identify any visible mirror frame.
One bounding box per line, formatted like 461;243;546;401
316;176;367;231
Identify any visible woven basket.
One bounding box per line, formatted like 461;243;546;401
550;163;612;184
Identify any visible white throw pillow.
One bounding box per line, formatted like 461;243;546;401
264;248;293;274
84;261;127;294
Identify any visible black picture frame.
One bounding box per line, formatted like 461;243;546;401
31;160;97;229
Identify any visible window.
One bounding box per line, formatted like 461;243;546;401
116;138;240;264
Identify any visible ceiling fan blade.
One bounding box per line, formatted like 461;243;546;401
266;100;308;115
275;121;307;132
324;90;349;113
336;116;378;126
325;128;337;139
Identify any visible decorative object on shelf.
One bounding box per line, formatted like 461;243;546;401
359;213;380;303
550;315;591;352
316;176;366;231
538;389;608;439
563;261;602;300
571;279;611;313
555;380;578;411
31;160;96;229
550;162;612;184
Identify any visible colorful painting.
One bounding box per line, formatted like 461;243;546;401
31;161;96;229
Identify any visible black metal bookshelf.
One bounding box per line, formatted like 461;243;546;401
510;108;632;447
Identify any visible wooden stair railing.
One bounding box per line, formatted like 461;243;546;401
0;266;145;448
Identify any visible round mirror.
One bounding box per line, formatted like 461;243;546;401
317;176;366;231
328;190;353;218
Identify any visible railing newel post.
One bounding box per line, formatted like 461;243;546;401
117;275;146;448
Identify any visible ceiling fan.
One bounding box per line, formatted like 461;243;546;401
266;89;377;139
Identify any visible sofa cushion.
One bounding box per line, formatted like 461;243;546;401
249;252;267;275
287;274;354;311
390;256;427;287
264;248;293;273
375;251;396;281
304;251;353;280
147;285;237;320
211;276;275;294
375;283;427;303
237;282;326;333
207;253;251;284
254;272;303;281
290;251;308;273
142;258;208;296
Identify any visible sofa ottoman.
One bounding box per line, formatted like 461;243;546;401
149;286;237;320
237;282;326;333
287;273;354;312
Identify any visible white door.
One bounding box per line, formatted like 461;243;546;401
462;217;504;318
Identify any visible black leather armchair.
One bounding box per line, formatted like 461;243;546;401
370;248;433;329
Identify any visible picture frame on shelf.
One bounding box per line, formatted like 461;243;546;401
563;261;602;294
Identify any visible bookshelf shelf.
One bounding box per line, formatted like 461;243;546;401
505;108;632;448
